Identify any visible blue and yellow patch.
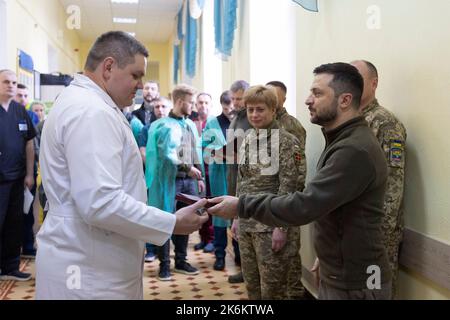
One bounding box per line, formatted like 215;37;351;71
389;140;404;167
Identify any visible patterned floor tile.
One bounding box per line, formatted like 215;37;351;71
0;232;247;300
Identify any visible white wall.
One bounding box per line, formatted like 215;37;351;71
295;0;450;299
5;0;81;74
0;0;7;69
248;0;297;115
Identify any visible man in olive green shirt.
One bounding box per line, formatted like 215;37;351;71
208;63;392;300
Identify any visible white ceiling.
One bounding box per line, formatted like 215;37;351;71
59;0;183;43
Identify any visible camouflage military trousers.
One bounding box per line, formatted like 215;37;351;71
238;229;298;300
383;224;402;299
287;227;305;299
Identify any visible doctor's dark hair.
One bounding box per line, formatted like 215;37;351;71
85;31;149;72
313;62;363;109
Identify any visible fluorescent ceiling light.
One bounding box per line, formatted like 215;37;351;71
113;17;137;24
111;0;139;4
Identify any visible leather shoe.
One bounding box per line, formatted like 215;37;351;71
194;242;205;251
228;271;244;283
213;258;225;271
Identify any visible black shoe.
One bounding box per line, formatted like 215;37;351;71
174;261;199;275
194;242;205;251
213;258;225;271
228;271;244;283
158;268;172;281
0;270;32;281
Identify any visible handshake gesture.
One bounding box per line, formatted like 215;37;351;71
174;194;239;227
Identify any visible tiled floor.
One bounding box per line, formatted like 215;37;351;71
0;232;248;300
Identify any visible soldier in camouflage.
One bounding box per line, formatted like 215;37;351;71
352;60;407;298
267;81;307;299
236;85;304;299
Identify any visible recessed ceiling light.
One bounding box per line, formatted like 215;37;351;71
111;0;139;4
113;17;137;24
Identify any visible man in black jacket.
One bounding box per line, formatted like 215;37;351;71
132;80;160;125
208;63;392;300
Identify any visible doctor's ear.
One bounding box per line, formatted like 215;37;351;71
102;57;115;78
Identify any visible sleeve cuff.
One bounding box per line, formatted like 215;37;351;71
238;194;248;219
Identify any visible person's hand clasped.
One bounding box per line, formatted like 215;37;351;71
271;228;287;252
206;196;239;219
187;166;202;180
173;199;209;235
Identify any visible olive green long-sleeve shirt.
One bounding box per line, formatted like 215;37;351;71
238;117;391;290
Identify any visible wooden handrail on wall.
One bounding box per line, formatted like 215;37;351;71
301;227;450;296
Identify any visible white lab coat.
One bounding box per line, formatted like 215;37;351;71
37;74;176;299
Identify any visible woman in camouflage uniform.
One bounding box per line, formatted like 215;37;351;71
235;85;304;300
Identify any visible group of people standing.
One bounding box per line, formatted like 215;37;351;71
2;30;406;300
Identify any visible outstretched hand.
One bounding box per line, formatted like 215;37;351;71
173;199;209;235
206;196;239;219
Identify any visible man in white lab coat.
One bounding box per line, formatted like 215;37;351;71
37;31;208;299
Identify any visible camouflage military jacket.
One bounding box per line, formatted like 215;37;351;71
276;107;307;190
363;99;407;236
237;121;304;233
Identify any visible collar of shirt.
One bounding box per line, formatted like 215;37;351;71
71;74;130;127
169;110;186;121
362;98;379;115
322;116;366;146
276;107;288;119
143;101;153;112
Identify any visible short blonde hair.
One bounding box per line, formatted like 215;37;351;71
243;85;278;110
172;84;196;103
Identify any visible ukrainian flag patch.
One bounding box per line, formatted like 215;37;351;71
389;140;404;166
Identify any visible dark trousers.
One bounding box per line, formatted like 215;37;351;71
0;179;24;274
158;234;190;268
198;173;214;244
214;226;227;259
199;214;214;244
22;180;36;254
318;280;392;300
146;243;155;255
232;238;241;265
158;177;197;269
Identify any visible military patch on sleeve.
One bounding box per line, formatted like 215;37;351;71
294;151;302;166
389;140;404;167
